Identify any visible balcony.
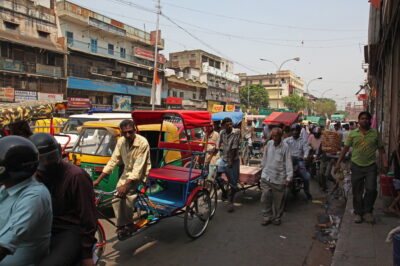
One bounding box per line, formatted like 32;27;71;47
57;1;164;48
67;39;161;69
0;57;63;77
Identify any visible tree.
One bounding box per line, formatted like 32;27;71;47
239;84;269;110
314;98;337;117
282;94;307;112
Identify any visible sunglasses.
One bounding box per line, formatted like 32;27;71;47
122;130;135;135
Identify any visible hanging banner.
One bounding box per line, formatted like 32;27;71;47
211;104;224;113
133;47;165;64
67;97;91;109
357;94;368;101
15;90;37;102
0;88;14;102
113;95;131;112
166;97;182;105
38;92;63;101
225;104;235;112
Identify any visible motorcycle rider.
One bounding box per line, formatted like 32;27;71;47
284;124;312;200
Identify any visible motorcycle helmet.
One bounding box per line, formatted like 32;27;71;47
29;133;61;172
0;136;39;182
290;124;302;132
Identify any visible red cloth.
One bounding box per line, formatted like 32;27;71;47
132;110;211;129
369;0;381;9
263;112;299;126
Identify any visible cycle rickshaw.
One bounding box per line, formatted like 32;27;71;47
94;110;216;261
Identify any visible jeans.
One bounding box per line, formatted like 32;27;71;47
216;159;240;203
351;163;377;215
297;160;311;194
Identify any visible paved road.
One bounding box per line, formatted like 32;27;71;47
98;180;331;266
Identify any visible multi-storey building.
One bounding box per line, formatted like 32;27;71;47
0;0;66;103
238;70;304;109
57;1;166;111
168;50;240;111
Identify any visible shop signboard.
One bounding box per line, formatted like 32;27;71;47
166;97;182;105
0;88;14;102
357;94;368;101
67;97;91;109
225;104;235;112
211;104;224;113
113;95;131;112
15;90;37;102
37;92;63;101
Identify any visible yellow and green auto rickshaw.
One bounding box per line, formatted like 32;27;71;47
69;119;181;193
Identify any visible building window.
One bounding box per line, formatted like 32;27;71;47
108;44;114;55
120;47;126;58
179;92;184;98
259;80;263;84
269;79;273;83
191;54;195;58
4;21;19;30
66;31;73;45
90;39;97;53
193;93;196;99
173;91;177;97
38;30;50;39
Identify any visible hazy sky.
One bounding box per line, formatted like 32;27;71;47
69;0;370;109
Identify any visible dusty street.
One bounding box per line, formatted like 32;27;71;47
98;180;332;266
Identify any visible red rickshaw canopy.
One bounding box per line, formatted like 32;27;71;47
132;110;211;129
263;112;299;126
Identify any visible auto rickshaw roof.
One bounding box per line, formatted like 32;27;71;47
0;100;66;127
82;119;177;132
132;110;211;129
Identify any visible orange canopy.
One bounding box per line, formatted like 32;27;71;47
263;112;299;126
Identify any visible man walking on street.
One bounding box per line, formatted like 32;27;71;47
260;128;293;226
205;123;220;180
215;117;241;213
94;119;152;238
284;124;312;200
335;111;388;224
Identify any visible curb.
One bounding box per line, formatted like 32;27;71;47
331;195;353;266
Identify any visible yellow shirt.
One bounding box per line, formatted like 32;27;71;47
103;134;151;186
206;131;220;165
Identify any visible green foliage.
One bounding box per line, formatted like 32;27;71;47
239;84;269;110
282;94;307;112
314;98;337;117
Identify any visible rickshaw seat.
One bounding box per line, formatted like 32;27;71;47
162;165;202;175
149;166;201;183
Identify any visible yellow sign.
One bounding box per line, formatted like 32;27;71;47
211;104;224;113
225;104;235;112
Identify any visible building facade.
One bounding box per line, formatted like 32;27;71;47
0;0;66;103
365;0;400;156
238;70;305;109
168;50;240;111
57;1;166;111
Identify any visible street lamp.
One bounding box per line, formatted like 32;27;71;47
321;89;333;98
259;57;300;71
306;77;323;93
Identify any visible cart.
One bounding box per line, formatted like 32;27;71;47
94;110;216;260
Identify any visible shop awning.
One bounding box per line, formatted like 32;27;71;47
263;112;299;126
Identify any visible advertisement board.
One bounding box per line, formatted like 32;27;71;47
68;97;91;109
37;92;63;101
211;104;224;113
134;47;166;64
225;104;235;112
15;90;37;102
166;97;182;105
0;88;14;102
113;95;131;112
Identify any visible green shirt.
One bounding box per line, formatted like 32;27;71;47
345;128;383;167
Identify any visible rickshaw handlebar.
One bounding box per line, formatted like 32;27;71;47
94;189;117;196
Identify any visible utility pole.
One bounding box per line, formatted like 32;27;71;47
151;0;161;111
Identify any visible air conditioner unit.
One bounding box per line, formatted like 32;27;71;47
120;72;127;78
133;75;139;80
89;66;98;73
105;69;113;76
142;77;148;82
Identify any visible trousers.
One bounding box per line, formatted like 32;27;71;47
112;179;141;227
39;228;81;266
260;179;286;221
351;162;377;215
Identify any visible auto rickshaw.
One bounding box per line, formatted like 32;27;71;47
69;119;182;193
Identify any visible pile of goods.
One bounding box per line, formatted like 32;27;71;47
322;131;342;155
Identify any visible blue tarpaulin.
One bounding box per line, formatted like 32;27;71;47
212;112;244;125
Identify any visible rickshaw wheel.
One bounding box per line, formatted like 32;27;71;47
94;223;106;264
205;180;218;218
184;190;211;239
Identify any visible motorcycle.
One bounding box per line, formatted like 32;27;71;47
290;157;305;196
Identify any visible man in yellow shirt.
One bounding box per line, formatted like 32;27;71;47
94;120;151;238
